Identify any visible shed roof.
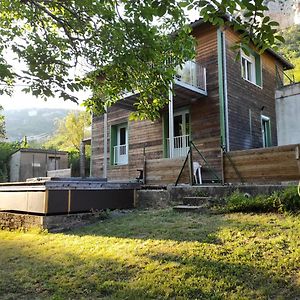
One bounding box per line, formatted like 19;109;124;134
15;148;68;155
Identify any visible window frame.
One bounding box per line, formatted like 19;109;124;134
241;48;262;88
110;122;128;166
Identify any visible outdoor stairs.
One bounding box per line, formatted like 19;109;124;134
173;196;212;213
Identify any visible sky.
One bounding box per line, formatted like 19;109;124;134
0;86;87;111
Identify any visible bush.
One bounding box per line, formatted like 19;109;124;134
68;150;90;177
0;142;20;182
224;186;300;214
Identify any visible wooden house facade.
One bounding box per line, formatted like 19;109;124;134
90;20;293;184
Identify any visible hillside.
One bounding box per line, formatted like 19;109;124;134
3;108;74;142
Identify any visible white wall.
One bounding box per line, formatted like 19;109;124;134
276;82;300;145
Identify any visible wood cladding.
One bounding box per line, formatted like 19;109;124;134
146;158;189;185
225;28;279;151
91;24;222;183
91;23;287;184
224;144;300;183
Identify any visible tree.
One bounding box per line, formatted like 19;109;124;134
276;25;300;82
0;0;284;120
44;111;91;152
0;142;19;182
0;105;5;139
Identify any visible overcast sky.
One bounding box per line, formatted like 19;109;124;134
0;86;87;111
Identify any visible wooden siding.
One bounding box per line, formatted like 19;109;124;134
225;28;280;151
145;158;189;185
224;144;300;183
91;24;222;182
91;107;163;180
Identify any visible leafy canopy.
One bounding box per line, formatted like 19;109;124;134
0;0;283;120
0;106;5;139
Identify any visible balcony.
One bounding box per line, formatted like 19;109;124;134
116;60;207;111
175;61;207;95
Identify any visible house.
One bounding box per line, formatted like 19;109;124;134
10;148;68;182
90;19;293;185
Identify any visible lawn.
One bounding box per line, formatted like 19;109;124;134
0;209;300;300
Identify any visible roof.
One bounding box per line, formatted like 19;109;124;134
189;17;294;70
14;148;68;155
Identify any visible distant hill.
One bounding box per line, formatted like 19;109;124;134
3;108;75;142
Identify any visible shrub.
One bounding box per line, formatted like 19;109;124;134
224;186;300;214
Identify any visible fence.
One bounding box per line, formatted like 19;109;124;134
224;144;300;183
145;158;189;185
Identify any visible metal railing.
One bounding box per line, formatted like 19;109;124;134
276;67;295;88
175;60;206;92
113;144;128;165
167;134;190;158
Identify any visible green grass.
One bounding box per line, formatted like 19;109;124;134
1;209;300;299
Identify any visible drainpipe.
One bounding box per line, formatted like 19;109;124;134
168;83;174;159
222;29;230;152
103;108;108;179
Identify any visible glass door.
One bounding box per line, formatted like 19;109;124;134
173;110;190;158
116;125;128;165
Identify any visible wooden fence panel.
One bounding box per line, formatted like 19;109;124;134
224;144;300;183
145;158;189;185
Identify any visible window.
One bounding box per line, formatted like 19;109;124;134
261;115;272;148
241;49;262;87
110;123;128;165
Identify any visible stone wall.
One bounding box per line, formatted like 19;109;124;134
0;212;108;232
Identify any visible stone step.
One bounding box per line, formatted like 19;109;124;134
182;196;212;206
173;205;207;212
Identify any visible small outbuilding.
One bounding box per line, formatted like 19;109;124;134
9;148;68;182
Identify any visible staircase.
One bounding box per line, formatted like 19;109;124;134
173;196;213;213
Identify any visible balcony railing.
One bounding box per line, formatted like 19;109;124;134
113;144;128;165
167;134;190;158
276;67;295;88
175;61;206;93
122;60;207;99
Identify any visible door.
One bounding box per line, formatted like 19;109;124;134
261;115;272;148
116;125;128;165
173;110;190;158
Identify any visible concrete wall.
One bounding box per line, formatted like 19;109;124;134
276;83;300;146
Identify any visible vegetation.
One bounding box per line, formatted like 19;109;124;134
44;110;91;152
277;25;300;82
0;105;4;139
0;142;20;182
43;110;91;176
222;186;300;214
0;0;284;120
0;209;300;299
